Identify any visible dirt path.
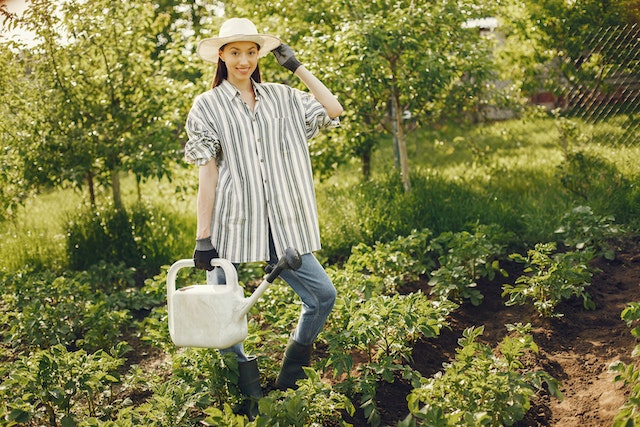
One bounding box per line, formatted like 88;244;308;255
362;236;640;426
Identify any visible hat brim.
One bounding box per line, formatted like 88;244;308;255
198;34;282;62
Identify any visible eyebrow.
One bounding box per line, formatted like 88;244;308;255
227;45;259;52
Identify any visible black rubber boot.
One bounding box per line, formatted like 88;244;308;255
275;337;313;390
237;356;262;420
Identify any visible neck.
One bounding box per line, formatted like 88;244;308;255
228;76;253;92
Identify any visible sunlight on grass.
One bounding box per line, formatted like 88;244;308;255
2;116;639;272
0;188;81;272
0;168;198;273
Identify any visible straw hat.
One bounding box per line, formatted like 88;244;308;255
197;18;281;62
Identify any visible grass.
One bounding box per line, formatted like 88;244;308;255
1;115;639;273
317;114;640;260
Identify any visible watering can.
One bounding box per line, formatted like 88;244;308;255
166;247;302;349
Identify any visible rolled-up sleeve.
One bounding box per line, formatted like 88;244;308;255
184;105;222;166
300;91;340;140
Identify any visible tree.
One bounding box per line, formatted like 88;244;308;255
7;0;187;209
329;0;497;190
495;0;638;98
222;0;497;189
0;45;36;221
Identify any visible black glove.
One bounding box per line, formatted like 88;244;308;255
193;237;219;271
272;44;302;73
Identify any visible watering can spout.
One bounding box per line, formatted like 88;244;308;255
239;247;302;316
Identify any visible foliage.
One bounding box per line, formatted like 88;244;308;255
323;287;456;426
429;224;509;306
248;368;354;427
554;205;623;260
332;0;497;188
403;325;562;427
556;150;637;222
502;242;597;317
609;301;640;427
0;45;39;221
65;202;187;277
495;0;635;98
345;228;435;294
0;263;162;352
5;0;187;208
319;171;522;263
0;343;128;426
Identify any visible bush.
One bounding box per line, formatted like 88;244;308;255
0;264;162;352
556;150;637;221
502;242;597;317
65;202;191;278
404;325;561;427
0;343;127;426
319;171;522;263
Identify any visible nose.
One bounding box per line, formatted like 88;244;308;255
239;53;251;65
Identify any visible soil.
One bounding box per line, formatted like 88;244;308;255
344;235;640;426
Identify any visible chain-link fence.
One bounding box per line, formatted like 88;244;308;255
563;24;640;145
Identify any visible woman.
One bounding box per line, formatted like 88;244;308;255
184;17;343;418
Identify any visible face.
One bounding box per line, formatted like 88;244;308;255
219;41;260;84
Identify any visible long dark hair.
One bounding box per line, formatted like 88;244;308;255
211;45;262;88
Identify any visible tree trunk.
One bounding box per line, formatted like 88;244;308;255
111;168;123;210
87;171;96;207
391;91;411;192
361;150;371;180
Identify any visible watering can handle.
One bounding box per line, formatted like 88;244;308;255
166;257;237;299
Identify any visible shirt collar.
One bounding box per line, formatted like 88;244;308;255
218;79;264;101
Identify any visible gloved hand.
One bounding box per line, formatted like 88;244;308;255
193;237;219;271
272;44;302;73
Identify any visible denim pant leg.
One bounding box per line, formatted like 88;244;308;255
210;267;249;362
278;253;337;346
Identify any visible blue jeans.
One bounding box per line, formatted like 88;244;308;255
214;244;336;361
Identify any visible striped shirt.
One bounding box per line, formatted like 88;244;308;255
184;79;339;263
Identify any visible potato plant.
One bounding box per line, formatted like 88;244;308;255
403;325;561;427
502;242;597;317
0;343;127;426
609;301;640;426
428;225;508;306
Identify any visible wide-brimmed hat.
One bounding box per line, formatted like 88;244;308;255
197;18;281;62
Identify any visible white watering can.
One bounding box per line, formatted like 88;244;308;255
166;247;302;349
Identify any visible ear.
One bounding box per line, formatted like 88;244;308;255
218;49;225;62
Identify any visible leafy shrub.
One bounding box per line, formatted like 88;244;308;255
345;228;435;293
428;224;508;306
240;368;354;427
324;291;456;426
403;325;561;427
1;264;162;352
0;343;128;426
556;150;636;221
554;205;622;260
101;349;238;427
66;205;139;272
502;242;597;317
66;202;191;278
318;172;517;263
609;302;640;427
